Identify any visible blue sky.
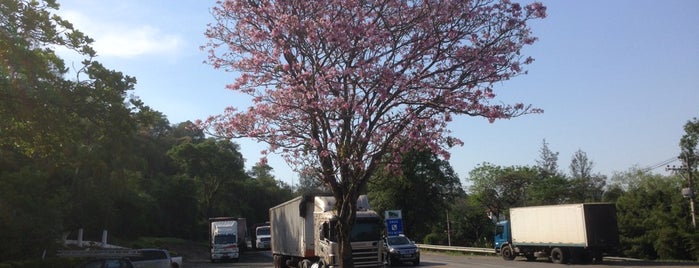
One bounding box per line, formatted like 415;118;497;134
55;0;699;186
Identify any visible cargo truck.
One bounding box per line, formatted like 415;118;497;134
209;217;247;262
494;203;619;264
270;194;384;268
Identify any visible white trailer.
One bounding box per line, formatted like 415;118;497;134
270;194;384;268
495;203;619;264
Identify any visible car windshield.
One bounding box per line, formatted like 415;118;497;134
387;236;412;245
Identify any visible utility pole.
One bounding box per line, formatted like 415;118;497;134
668;154;697;228
446;211;452;246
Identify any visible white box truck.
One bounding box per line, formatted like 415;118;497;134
270;194;384;268
494;203;619;264
209;217;247;262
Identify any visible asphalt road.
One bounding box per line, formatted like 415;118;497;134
183;250;699;268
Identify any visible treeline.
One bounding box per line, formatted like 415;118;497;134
1;0;295;261
365;140;699;261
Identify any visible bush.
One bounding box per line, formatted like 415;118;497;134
423;233;442;245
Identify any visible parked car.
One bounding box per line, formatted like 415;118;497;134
74;258;134;268
384;235;420;266
129;249;182;268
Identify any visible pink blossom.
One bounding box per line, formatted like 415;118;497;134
202;0;545;198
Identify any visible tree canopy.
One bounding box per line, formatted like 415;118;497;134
203;1;546;265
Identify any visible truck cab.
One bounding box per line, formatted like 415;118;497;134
493;220;511;254
255;225;271;249
314;196;384;267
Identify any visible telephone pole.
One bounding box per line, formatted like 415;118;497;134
668;154;697;228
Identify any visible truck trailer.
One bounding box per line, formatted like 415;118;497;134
270;194;384;268
494;203;619;264
209;217;247;262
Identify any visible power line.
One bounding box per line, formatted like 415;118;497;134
641;156;679;173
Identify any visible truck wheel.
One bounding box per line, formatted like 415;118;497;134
501;245;516;261
550;247;567;264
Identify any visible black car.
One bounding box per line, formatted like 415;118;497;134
384;235;420;266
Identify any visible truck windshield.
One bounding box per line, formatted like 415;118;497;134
256;227;270;236
350;220;382;242
214;234;236;244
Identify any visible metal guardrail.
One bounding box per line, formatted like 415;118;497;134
57;249;141;257
415;245;645;262
416;244;496;254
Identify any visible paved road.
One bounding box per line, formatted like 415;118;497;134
183;250;699;268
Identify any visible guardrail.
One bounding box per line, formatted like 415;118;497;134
415;245;643;262
416;244;495;254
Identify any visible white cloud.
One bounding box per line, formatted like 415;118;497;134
58;9;184;59
94;26;183;58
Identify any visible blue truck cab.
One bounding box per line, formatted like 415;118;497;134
493;220;510;254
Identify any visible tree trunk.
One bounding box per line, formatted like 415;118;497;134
335;191;358;267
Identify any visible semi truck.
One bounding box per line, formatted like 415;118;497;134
209;217;247;262
494;203;619;264
270;194;384;268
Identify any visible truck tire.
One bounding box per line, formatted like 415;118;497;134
550;247;567;264
501;245;516;261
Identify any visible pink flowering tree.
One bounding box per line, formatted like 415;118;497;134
203;0;546;266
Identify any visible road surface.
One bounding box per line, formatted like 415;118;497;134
183;250;699;268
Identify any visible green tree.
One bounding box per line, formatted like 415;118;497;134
613;170;699;260
447;194;494;247
679;117;698;228
369;150;462;241
1;0;146;260
536;139;561;177
243;163;294;225
168;138;248;218
569;149;606;202
467;163;537;220
527;140;570;205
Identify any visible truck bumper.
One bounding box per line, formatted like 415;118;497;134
211;252;239;260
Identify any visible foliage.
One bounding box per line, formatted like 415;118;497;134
680;117;698;168
536;139;561;177
568;149;606;202
242;163;295;225
368;150;463;240
614;171;699;260
203;1;546;265
467;163;537;220
0;0;297;261
446;195;494;247
168;138;248;218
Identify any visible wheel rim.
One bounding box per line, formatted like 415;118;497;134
502;246;515;260
551;248;564;264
